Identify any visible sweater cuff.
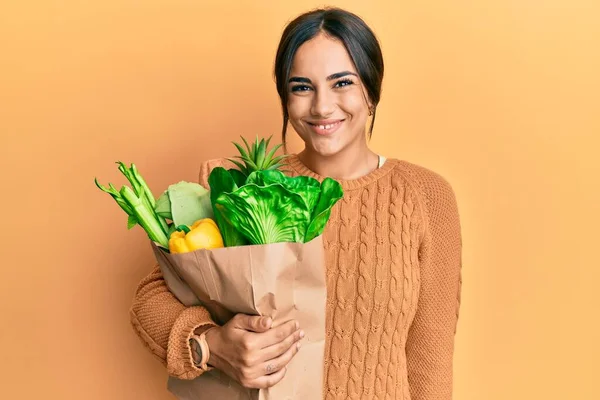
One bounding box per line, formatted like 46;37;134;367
166;306;218;380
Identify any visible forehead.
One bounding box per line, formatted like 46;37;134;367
291;33;357;76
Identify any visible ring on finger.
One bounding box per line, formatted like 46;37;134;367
265;363;276;374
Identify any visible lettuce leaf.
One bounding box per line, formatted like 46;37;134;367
246;170;321;213
228;168;247;188
208;167;249;247
215;183;310;244
305;177;344;242
213;169;343;245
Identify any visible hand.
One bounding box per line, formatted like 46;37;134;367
205;314;304;389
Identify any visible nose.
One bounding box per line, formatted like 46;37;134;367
310;89;335;117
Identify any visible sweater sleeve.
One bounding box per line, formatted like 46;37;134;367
128;158;228;380
129;266;217;379
405;166;463;399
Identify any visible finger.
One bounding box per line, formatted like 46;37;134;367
255;319;299;349
259;327;304;362
258;335;301;376
252;366;288;389
234;314;272;333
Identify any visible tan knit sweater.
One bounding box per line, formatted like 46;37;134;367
130;154;463;400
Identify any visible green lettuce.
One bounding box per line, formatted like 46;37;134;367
208;168;249;247
305;177;343;242
215;183;310;244
245;170;321;213
210;168;343;245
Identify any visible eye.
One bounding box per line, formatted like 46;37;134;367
335;79;354;88
291;85;312;92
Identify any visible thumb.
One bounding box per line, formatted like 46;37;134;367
235;314;272;333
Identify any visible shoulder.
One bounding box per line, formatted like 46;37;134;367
393;160;458;203
390;159;461;229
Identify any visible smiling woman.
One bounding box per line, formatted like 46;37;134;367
274;9;385;180
129;6;463;400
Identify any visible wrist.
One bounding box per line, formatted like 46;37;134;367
193;324;216;336
204;326;222;368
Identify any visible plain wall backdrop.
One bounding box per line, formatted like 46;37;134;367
1;0;599;399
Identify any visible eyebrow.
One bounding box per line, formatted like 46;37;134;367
289;71;358;84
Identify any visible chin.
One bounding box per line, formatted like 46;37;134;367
303;137;345;158
310;148;340;158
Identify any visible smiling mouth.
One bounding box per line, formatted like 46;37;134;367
307;120;345;135
309;121;343;129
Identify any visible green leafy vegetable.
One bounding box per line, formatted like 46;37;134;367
95;162;170;248
246;170;321;213
154;191;171;219
204;136;343;246
208;167;248;247
215;183;311;244
228;168;247;187
305;177;344;242
155;181;213;227
213;169;343;245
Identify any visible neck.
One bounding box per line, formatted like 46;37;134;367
298;142;379;181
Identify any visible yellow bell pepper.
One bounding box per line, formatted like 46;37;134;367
169;218;224;254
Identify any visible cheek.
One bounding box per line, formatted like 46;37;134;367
287;96;308;120
286;99;306;136
339;91;368;118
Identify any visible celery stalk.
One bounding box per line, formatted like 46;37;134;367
130;164;170;235
95;178;134;216
120;186;169;248
131;164;156;208
117;162;170;236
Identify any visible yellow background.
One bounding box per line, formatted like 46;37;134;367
1;0;599;399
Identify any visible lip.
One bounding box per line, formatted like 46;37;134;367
307;119;345;136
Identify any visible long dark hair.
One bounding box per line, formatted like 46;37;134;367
274;7;385;150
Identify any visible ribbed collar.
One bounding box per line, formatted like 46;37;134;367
285;153;398;191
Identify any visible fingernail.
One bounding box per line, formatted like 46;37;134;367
264;317;272;328
295;320;299;330
297;342;302;349
300;330;305;338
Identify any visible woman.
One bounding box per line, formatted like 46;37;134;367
130;7;462;400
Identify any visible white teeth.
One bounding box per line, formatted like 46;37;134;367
318;123;335;129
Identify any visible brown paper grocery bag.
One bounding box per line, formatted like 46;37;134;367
151;235;326;400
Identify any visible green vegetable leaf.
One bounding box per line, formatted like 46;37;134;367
127;215;138;229
241;136;253;159
215;183;310;244
155;190;172;219
131;163;156;208
94;178;134;216
305;177;344;242
228;168;247;188
264;143;284;168
255;137;267;168
246;170;321;213
120;185;169;248
166;181;213;227
208;167;236;211
208;167;248;247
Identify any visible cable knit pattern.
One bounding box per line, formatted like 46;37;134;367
129;154;462;399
